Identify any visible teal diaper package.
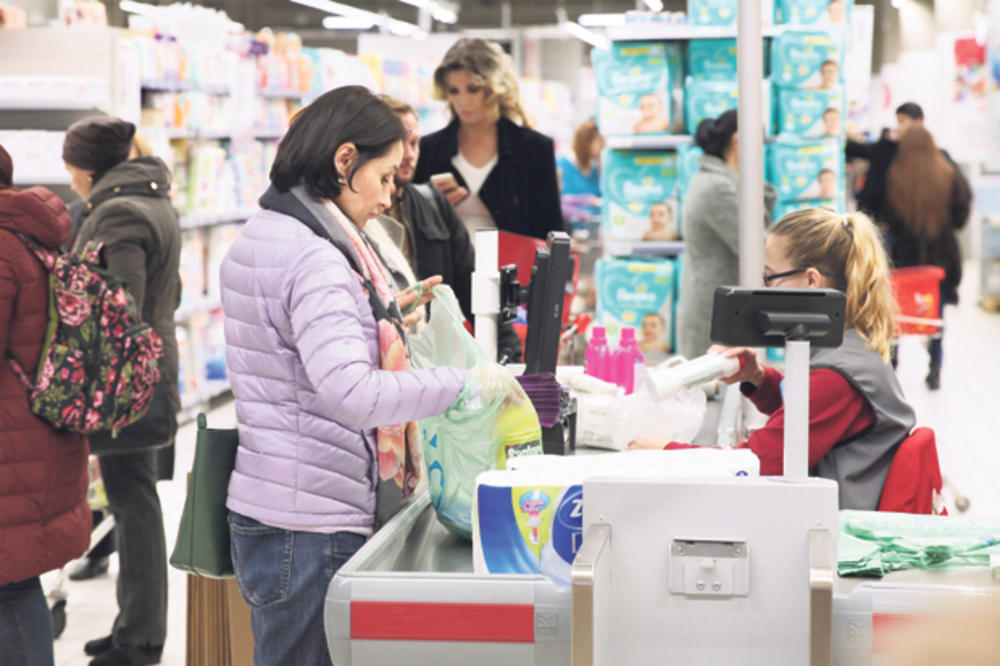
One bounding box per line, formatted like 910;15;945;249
777;86;846;138
772;198;838;222
775;0;852;26
768;138;843;202
688;0;775;25
687;39;738;81
675;144;704;202
601;150;679;241
771;30;843;89
595;256;675;353
592;42;671;137
684;78;773;135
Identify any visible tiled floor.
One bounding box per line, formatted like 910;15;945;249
48;262;1000;665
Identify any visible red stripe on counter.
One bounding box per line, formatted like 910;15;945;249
350;601;535;643
872;613;914;652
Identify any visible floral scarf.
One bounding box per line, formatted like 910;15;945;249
325;202;422;501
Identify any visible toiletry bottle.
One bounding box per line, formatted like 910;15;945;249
585;326;611;381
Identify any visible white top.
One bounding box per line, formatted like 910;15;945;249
452;151;498;238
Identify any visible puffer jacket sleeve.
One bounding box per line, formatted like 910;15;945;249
0;243;14;352
286;242;468;429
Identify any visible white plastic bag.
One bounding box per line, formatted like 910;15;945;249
610;385;707;451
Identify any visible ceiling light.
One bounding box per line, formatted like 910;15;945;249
642;0;664;11
577;13;626;28
562;21;610;51
398;0;458;25
290;0;425;37
119;0;158;15
322;15;375;29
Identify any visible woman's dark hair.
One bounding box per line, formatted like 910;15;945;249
694;109;737;159
886;125;955;239
270;86;405;199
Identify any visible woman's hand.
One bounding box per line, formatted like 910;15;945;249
628;437;669;450
441;185;469;207
706;345;766;387
398;275;443;327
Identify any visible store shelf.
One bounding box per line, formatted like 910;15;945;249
141;78;231;95
175;299;223;322
603;240;685;257
142;126;285;141
178;380;232;422
605;135;693;150
0;75;109;111
258;87;307;99
606;23;787;41
179;209;255;230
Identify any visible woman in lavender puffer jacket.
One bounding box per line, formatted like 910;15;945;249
220;87;470;666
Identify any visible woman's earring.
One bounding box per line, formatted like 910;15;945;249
337;175;346;186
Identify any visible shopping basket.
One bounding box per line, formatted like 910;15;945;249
890;266;946;336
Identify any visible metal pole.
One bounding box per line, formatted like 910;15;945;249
783;339;810;479
737;0;764;287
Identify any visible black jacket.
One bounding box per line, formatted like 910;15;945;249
415;117;564;240
386;182;522;363
846;138;897;218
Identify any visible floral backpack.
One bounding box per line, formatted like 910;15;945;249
4;231;163;435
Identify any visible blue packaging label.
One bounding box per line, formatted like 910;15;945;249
771;30;844;89
777;86;846;138
768;138;843;202
592;42;671;137
687;39;738;81
775;0;852;26
596;256;675;354
601;149;679;241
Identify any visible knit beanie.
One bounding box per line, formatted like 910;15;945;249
0;143;11;188
62;116;135;175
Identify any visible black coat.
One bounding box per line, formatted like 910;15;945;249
415;117;564;240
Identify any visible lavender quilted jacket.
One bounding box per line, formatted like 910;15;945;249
221;187;467;533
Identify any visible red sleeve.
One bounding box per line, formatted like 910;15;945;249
738;368;875;476
744;366;785;415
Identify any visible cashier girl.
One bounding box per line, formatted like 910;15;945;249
630;208;917;511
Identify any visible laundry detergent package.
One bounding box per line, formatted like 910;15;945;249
472;449;761;586
592;42;671;137
595;256;675;354
775;0;852;26
777;86;846;138
684;78;773;136
687;0;774;26
771;30;844;90
601;149;679;241
768;138;843;202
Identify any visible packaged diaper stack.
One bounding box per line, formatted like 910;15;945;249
601;150;679;241
774;0;853;27
595;256;675;355
686;0;775;26
683;38;772;136
592;42;672;137
472;450;761;586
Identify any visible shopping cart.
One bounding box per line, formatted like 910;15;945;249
47;455;116;638
889;266;970;513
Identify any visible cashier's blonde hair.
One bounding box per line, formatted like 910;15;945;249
433;38;531;128
770;208;896;362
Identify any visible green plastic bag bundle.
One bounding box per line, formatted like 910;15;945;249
838;510;1000;578
409;285;543;538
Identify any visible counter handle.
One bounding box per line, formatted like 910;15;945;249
571;522;611;666
809;527;834;666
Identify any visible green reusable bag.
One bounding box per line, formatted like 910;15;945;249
169;413;239;578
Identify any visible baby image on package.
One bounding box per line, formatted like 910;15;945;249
601;149;679;241
596;256;675;355
592;42;670;136
768;138;843;202
777;87;846;138
775;0;852;26
771;30;843;89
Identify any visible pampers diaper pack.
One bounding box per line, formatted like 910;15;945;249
601;150;679;241
772;198;838;222
688;0;775;26
687;39;738;81
592;42;670;137
777;86;846;138
595;257;674;352
768;138;843;202
472;450;761;586
684;78;773;135
775;0;853;26
771;30;843;89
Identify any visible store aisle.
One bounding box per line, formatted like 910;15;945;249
47;263;1000;666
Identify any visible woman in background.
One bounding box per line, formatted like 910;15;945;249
415;38;564;240
557;120;603;225
675;110;776;361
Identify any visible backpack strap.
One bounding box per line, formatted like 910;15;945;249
0;227;58;271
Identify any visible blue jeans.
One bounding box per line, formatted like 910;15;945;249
0;577;54;666
228;511;367;666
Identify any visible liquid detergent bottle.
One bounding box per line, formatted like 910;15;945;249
585;326;611;381
613;327;645;394
646;353;742;402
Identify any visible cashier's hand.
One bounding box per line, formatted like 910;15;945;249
706;346;766;387
628;437;669;451
398;276;443;328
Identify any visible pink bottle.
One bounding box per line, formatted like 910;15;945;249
585;326;611;381
614;327;645;394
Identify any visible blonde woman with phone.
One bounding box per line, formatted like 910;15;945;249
415;38;564;240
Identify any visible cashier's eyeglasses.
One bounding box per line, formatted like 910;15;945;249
762;267;810;286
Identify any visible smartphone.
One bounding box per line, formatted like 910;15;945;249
430;172;459;191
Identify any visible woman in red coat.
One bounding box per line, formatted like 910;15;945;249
0;144;91;666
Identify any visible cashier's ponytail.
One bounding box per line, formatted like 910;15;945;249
770;209;896;362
